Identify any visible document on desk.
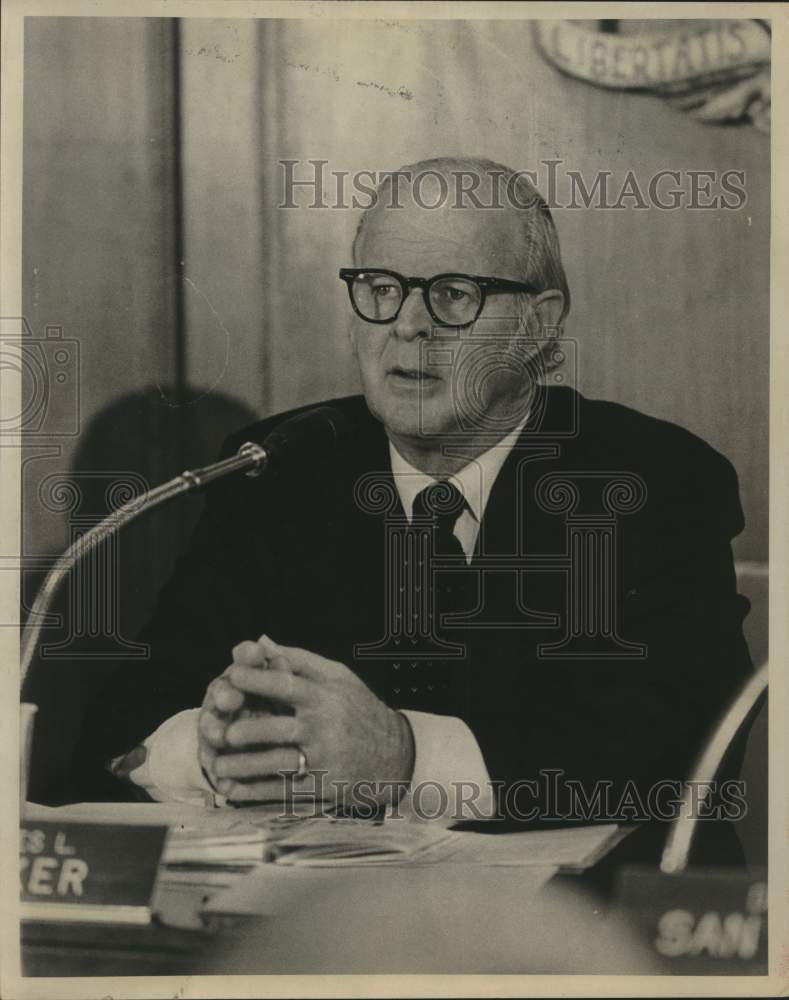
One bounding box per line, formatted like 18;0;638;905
25;804;625;876
270;819;624;870
202;821;623;920
433;823;627;871
271;815;456;866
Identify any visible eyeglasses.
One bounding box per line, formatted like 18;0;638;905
339;268;538;328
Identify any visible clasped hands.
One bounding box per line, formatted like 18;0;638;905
198;635;414;808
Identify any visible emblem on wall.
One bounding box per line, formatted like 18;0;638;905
535;20;771;133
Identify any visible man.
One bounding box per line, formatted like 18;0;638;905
65;158;752;841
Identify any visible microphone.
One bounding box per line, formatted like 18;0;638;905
20;405;353;689
181;404;353;488
254;404;353;474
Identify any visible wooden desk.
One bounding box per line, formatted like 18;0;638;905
22;920;215;977
23;809;756;977
22;851;654;977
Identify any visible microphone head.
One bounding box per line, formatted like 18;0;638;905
260;405;354;473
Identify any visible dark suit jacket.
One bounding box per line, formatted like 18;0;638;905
49;387;753;844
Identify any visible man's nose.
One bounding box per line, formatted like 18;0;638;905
391;288;432;341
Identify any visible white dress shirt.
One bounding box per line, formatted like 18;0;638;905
119;418;528;819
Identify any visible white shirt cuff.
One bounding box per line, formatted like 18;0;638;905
114;708;219;806
394;710;495;822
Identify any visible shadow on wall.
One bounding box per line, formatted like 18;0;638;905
24;385;258;804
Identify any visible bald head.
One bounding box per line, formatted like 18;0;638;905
353;156;570;323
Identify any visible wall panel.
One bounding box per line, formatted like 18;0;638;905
22;17;182;583
178;19;268;416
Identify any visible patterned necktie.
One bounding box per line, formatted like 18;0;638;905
395;481;471;713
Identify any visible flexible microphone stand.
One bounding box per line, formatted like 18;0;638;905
19;441;267;691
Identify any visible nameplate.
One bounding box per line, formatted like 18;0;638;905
615;865;767;974
20;820;167;925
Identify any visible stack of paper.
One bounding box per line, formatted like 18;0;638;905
159;815;303;887
270;818;624;870
271;816;455;867
160;831;268;887
25;803;626;888
202;822;627;924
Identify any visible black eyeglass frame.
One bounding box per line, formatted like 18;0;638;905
338;267;540;327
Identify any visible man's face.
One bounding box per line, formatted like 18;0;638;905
350;196;537;449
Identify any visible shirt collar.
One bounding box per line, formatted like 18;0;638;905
389;417;529;523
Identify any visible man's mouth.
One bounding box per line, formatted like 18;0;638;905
388;366;441;382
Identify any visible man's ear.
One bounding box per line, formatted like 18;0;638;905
520;290;566;376
531;290;565;337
